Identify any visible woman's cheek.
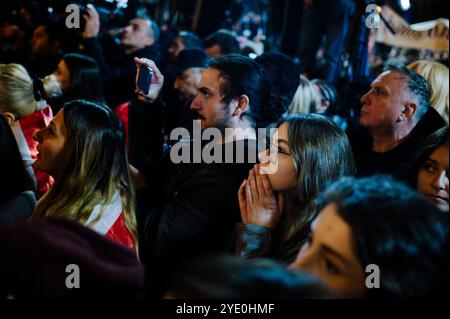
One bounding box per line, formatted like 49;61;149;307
416;169;430;193
268;158;297;192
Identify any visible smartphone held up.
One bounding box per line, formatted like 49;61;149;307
137;64;153;96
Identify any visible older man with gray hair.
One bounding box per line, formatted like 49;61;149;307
350;64;446;183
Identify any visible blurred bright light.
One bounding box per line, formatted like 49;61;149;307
400;0;411;11
117;0;128;9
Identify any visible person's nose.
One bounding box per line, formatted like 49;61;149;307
123;25;132;35
432;171;449;192
258;149;270;164
190;94;202;111
360;91;370;106
289;245;317;274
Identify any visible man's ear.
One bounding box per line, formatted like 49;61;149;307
402;102;417;120
231;95;250;117
1;112;15;125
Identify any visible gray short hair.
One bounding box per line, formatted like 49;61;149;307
135;13;160;42
384;63;431;121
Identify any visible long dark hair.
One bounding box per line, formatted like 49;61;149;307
410;126;449;188
62;53;105;103
272;114;356;262
0;116;28;204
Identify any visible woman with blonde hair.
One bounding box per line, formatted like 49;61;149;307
286;75;318;115
32;100;138;252
0;63;53;196
408;60;449;124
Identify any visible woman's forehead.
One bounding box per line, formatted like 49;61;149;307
277;122;289;138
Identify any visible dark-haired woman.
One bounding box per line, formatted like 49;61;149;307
290;175;448;298
44;53;105;112
414;126;448;213
237;114;356;262
32;100;138;252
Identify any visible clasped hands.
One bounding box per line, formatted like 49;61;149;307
238;164;284;229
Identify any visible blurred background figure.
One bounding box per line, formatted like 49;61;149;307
286;75;317;115
408;60;449;124
43;53;105;112
166;48;208;134
0;115;35;224
204;29;241;57
168;30;204;60
29;18;63;78
311;79;338;115
0;14;32;66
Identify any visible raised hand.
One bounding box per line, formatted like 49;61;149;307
82;4;100;39
133;57;164;103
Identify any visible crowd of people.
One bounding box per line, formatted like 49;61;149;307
0;0;448;299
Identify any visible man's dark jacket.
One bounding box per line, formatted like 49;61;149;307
128;99;257;269
349;107;446;184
